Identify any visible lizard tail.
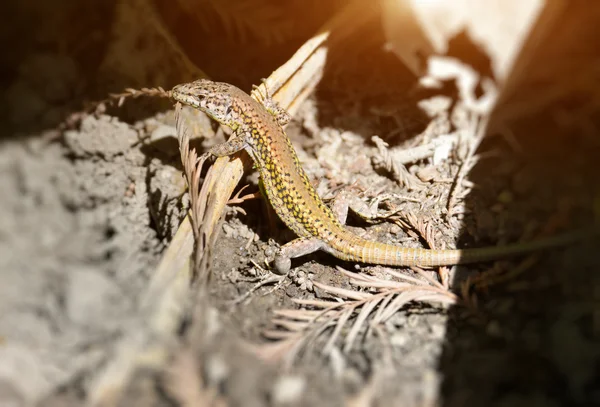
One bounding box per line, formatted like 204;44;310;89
326;227;599;267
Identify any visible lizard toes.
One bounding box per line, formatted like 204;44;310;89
273;254;291;275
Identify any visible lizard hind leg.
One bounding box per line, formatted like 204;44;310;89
272;190;398;275
273;237;327;275
330;187;391;225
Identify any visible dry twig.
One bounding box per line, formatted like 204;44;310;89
263;266;456;363
371;136;426;190
176;102;216;284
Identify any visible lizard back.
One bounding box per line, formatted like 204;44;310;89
231;91;345;240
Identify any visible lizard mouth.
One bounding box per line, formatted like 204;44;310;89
177;94;204;108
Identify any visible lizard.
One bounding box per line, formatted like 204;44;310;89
170;79;596;275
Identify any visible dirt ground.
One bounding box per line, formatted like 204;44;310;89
2;1;600;406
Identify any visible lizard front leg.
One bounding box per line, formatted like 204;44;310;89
252;82;292;127
204;131;248;157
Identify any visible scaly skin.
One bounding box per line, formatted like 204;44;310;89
171;79;592;273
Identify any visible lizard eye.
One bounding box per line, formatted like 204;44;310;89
225;105;233;117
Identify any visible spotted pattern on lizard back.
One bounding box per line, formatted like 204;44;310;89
172;79;341;240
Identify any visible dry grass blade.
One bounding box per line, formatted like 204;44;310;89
282;319;339;363
293;298;346;308
344;297;382;353
349;271;456;300
377;290;437;322
271;318;311;332
253;336;308;363
175;102;214;283
446;114;488;217
410;266;445;290
262;330;298;341
404;212;437;249
109;86;170;105
312;281;372;300
371;135;425;190
273;308;325;321
337;266;443;291
350;280;413;289
323;308;354;355
372;292;395;323
267;267;457;360
381;268;431;286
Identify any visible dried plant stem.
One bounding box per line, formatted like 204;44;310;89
176;102;214;284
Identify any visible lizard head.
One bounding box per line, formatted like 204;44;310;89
171;79;241;129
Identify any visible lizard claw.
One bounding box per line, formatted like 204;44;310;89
198;151;213;164
264;240;291;275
